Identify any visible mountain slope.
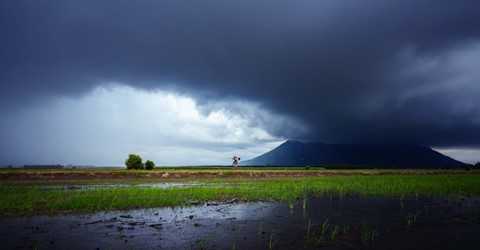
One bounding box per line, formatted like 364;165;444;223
242;140;464;168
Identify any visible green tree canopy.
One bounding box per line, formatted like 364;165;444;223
144;160;155;170
125;154;143;170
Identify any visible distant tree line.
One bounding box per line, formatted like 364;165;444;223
24;164;64;169
125;154;155;170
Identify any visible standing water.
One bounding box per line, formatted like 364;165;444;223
1;195;479;249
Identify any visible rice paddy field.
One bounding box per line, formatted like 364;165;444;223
1;168;480;249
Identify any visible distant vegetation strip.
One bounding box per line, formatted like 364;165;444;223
0;168;477;181
1;173;479;216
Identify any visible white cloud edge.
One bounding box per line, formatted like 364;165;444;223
1;84;288;166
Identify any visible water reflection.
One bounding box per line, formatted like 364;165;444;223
1;195;479;249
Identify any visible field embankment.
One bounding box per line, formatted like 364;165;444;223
0;168;476;181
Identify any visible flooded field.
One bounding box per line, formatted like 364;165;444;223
2;195;479;249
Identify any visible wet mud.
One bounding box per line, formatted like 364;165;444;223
1;195;479;249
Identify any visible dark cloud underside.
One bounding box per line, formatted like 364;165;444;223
1;0;480;148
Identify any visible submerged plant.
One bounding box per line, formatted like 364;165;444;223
314;218;332;246
342;224;350;235
321;218;331;240
361;224;378;248
405;210;422;230
288;197;298;214
306;219;313;239
331;224;340;242
302;196;308;217
257;221;265;235
400;195;405;211
269;230;278;249
195;235;213;249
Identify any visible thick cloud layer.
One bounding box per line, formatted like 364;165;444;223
1;1;480;162
0;85;287;165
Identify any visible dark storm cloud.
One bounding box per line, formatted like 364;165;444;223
1;0;480;147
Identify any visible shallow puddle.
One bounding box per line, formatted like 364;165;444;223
1;195;479;249
39;182;222;190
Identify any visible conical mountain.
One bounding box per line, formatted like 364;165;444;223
242;140;464;168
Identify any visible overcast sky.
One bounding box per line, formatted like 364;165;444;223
1;0;479;166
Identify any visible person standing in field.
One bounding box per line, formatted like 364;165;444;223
232;155;240;170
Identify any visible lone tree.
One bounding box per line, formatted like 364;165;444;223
144;160;155;170
125;154;143;170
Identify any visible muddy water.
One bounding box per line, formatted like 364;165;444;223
1;195;479;249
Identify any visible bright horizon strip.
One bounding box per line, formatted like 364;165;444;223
0;84;287;166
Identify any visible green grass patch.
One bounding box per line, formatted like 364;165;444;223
1;173;479;216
